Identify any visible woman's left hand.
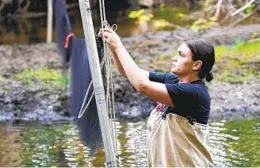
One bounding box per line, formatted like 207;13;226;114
98;27;123;52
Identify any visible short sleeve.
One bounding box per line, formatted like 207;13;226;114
149;72;179;84
165;83;198;104
165;82;211;124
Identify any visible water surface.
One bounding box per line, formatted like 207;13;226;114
0;1;192;44
0;117;260;167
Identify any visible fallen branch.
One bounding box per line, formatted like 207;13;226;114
215;0;224;19
229;6;259;27
231;0;258;16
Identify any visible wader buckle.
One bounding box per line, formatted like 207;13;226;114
187;116;196;125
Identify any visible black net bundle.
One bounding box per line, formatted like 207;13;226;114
54;0;104;150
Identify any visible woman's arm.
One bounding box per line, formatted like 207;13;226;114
101;28;174;106
108;39;149;79
110;49;127;78
114;45;174;105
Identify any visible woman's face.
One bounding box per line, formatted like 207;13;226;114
171;42;199;76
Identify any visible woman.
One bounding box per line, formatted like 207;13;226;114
100;28;215;167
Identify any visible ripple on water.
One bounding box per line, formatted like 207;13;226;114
209;118;260;167
0;117;260;167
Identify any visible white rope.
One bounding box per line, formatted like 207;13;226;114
78;0;119;158
105;45;118;152
77;57;106;119
98;0;119;157
103;28;119;158
78;80;93;118
109;53;117;152
77;91;95;118
101;0;107;23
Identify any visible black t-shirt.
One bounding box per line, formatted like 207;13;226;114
149;72;211;124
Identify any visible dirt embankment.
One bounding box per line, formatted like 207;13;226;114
1;24;260;122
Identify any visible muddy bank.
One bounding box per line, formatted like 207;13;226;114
0;79;70;122
0;24;260;122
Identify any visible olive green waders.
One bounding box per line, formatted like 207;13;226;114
147;109;214;167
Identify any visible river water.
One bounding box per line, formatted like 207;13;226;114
0;0;194;44
0;118;260;167
1;1;260;167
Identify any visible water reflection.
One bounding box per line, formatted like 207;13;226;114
119;121;147;167
209;121;240;167
0;124;21;167
210;119;260;167
0;117;260;167
0;1;193;44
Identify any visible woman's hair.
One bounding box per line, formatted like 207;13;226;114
184;38;215;82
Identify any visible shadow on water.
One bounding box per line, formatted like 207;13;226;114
0;117;260;167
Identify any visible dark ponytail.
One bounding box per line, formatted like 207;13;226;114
184;39;215;82
205;72;213;82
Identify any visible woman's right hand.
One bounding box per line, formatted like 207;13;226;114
98;27;123;52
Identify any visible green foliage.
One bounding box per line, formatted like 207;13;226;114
215;39;260;83
220;118;260;167
217;68;258;83
190;17;217;32
128;9;153;24
128;9;145;19
0;75;4;81
153;4;188;23
154;19;175;30
153;4;191;30
201;0;215;8
252;32;258;39
244;3;256;14
214;45;228;60
233;39;245;50
15;67;68;87
128;4;190;30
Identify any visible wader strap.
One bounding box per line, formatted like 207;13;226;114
161;106;197;125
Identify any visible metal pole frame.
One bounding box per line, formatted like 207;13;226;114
78;0;118;167
47;0;53;43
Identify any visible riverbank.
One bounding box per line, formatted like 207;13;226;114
0;24;260;122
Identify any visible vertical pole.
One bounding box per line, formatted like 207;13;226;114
78;0;118;167
47;0;53;43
